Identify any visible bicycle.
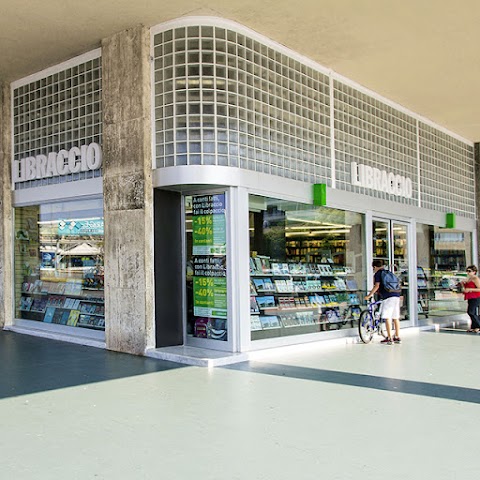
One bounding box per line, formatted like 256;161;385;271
339;304;362;328
358;299;387;343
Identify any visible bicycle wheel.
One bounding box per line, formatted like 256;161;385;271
358;310;374;344
378;320;388;338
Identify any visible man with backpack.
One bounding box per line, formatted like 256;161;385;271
365;259;402;345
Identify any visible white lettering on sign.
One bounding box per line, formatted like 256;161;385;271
13;142;102;184
350;162;413;199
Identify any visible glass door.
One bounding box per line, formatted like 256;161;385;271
372;218;411;320
184;191;233;351
372;220;390;267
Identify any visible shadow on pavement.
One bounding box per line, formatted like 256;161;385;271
0;331;185;400
228;360;480;404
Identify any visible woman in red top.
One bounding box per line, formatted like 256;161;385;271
459;265;480;333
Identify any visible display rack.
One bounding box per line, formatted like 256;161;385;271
18;279;105;330
285;238;347;263
250;257;362;339
416;266;430;317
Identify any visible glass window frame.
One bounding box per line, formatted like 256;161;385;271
12;197;105;337
247;192;367;344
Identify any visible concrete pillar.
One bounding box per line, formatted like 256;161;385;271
0;84;13;328
102;26;154;355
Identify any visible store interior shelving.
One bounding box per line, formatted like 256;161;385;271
250;256;362;340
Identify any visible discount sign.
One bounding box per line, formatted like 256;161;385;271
192;194;228;321
192;194;226;255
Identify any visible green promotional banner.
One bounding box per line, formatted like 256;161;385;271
192;214;226;255
191;194;228;324
192;194;226;255
193;276;227;318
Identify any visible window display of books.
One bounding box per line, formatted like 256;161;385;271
274;279;295;292
252;277;275;292
250;315;263;331
250;256;271;274
250;296;260;314
19;296;33;311
271;263;290;275
250;256;362;332
255;295;276;309
259;315;282;329
250;311;319;331
17;278;105;330
78;314;105;329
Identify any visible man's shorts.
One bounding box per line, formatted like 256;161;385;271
380;296;400;319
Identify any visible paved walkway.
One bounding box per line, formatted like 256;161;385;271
1;329;480;479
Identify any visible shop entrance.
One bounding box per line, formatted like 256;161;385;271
154;188;233;351
183;190;233;351
371;217;412;320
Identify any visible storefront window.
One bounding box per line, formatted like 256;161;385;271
249;195;366;340
14;199;105;330
185;193;228;341
416;224;471;318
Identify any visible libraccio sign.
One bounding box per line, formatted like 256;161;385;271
13;142;102;184
351;162;413;199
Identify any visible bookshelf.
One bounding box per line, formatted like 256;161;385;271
250;256;362;340
17;279;105;330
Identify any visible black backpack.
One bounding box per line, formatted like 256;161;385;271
381;269;401;293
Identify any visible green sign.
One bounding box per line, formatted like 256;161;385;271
192;214;226;255
191;194;228;324
192;194;226;255
193;276;227;318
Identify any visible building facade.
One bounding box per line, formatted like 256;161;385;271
0;17;477;363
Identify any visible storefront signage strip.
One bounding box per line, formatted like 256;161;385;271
13;142;102;184
58;219;104;236
351;162;413;199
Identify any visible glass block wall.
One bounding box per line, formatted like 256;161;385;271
153;22;476;219
13;55;102;190
153;26;331;183
333;81;418;206
419;123;475;218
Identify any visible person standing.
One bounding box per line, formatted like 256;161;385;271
459;265;480;333
365;259;401;345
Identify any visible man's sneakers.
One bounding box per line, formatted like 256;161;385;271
380;336;402;345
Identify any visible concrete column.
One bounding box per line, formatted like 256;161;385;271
0;84;13;328
102;26;154;355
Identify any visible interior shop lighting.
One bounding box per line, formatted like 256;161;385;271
286;229;350;236
286;217;349;228
286;225;350;230
309;229;350;235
